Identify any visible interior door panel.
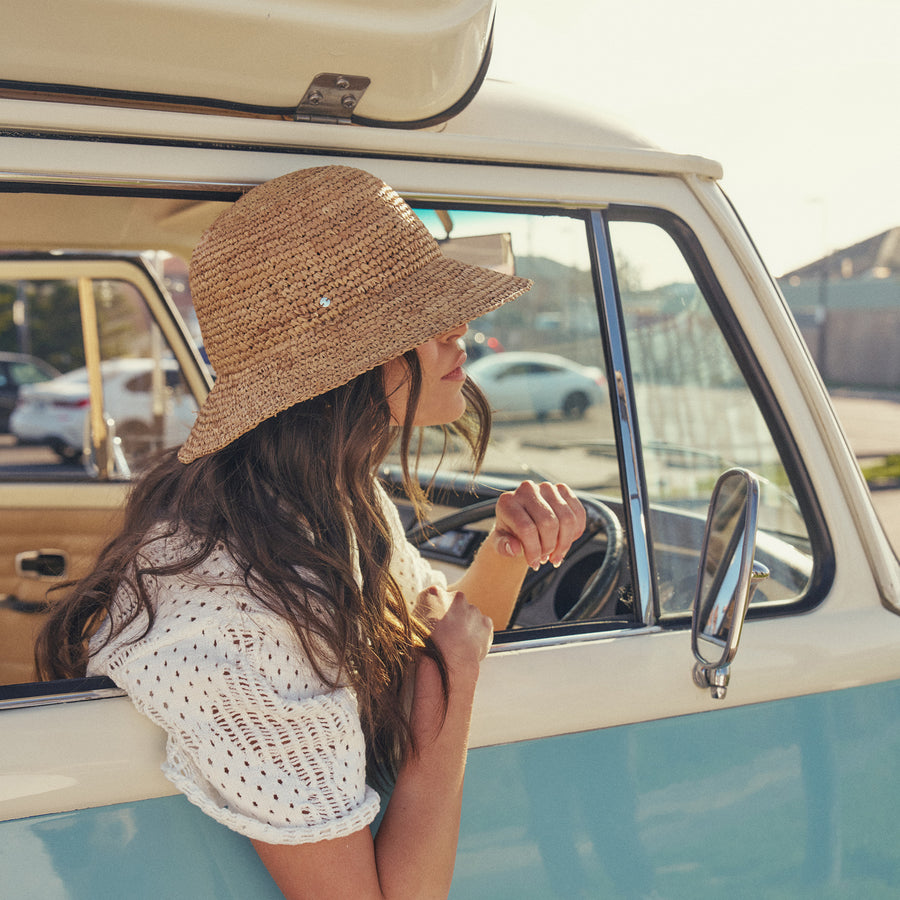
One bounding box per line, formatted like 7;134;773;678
0;486;126;683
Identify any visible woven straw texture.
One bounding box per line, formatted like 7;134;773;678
179;165;531;463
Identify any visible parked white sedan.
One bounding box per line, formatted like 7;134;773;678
466;351;607;420
10;357;197;462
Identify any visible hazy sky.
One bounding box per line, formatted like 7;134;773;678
490;0;898;276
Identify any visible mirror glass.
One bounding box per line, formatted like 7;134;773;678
692;469;755;668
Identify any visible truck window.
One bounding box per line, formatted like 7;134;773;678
607;212;817;617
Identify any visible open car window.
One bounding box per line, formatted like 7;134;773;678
0;256;206;479
398;208;633;632
387;204;821;637
414;208;620;495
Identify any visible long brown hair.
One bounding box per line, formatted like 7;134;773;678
35;351;491;784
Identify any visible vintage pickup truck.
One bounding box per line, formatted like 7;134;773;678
1;2;898;897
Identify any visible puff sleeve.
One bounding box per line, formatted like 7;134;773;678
99;610;381;845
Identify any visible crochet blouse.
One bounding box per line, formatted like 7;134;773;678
87;484;447;845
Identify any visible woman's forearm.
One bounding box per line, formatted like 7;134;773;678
252;594;491;900
373;656;478;899
450;481;586;631
450;528;529;630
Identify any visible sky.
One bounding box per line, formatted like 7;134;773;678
490;0;898;277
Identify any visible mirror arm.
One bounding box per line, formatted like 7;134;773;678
693;662;731;700
693;561;769;699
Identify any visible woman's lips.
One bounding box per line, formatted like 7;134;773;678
442;366;466;382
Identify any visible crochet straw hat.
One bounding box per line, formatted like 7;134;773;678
178;165;532;463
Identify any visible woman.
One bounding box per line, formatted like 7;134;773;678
36;166;586;899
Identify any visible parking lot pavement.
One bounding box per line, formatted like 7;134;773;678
870;490;900;554
830;391;900;554
3;390;899;551
830;391;900;460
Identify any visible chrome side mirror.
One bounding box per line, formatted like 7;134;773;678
691;468;769;699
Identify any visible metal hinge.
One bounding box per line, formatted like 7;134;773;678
295;73;370;124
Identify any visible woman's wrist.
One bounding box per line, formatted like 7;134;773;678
418;652;479;699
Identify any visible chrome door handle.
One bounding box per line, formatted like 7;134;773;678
15;550;68;579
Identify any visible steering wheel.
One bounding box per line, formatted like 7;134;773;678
406;494;626;625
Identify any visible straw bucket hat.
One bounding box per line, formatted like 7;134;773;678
178;165;531;463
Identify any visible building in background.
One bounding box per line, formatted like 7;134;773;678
779;228;900;389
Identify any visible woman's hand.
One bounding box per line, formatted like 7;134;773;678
418;587;493;677
444;481;586;630
409;588;490;763
491;481;587;571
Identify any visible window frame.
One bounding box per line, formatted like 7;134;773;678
0;253;211;483
599;204;834;622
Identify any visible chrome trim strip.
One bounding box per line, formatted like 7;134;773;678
0;686;126;711
0;169;252;192
588;210;657;625
490;624;661;653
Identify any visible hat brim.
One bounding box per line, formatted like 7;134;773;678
178;255;531;463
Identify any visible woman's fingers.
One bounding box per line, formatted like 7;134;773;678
414;585;452;625
428;591;494;668
547;482;587;565
494;481;586;570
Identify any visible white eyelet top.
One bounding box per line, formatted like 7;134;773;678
88;484;446;845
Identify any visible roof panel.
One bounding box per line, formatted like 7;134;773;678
0;0;495;126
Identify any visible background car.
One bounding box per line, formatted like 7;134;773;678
10;357;197;462
0;350;60;432
466;350;607;420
